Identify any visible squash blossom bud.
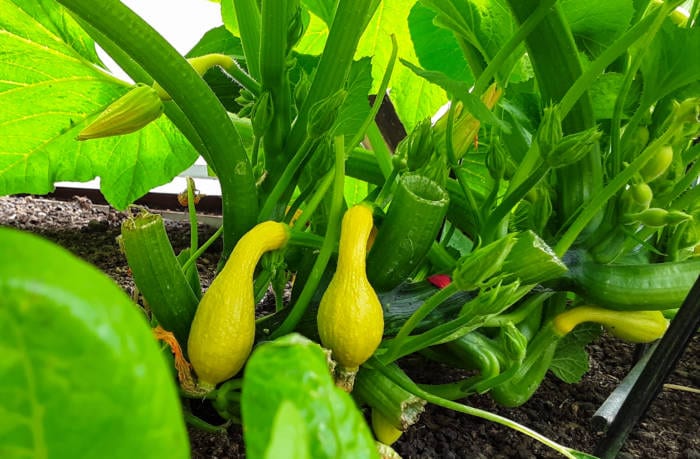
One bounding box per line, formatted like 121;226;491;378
307;90;347;138
485;142;507;180
78;84;164;141
545;126;602;169
432;83;502;160
623;207;691;227
405;118;435;171
286;6;305;53
639;145;673;183
452;234;517;291
251;91;274;138
236;89;256;118
536;105;563;159
498;322;527;364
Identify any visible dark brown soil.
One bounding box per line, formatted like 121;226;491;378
2;195;699;459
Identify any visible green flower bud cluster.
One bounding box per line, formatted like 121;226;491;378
251;91;274;138
307;90;347;138
544;126;602;169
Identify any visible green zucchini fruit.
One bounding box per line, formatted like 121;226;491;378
120;212;199;348
567;253;700;310
367;174;450;292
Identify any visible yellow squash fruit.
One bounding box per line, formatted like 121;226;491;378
371;409;403;446
317;204;384;391
188;221;289;391
553;305;668;343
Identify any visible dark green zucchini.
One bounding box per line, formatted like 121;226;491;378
567;253;700;311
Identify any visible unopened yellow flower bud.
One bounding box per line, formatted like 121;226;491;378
78;84;164;140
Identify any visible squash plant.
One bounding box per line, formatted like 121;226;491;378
2;0;700;457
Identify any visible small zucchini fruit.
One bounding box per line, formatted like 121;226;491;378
317;204;384;391
188;221;289;391
553;305;668;343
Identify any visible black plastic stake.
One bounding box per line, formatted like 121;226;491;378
594;274;700;459
591;342;658;432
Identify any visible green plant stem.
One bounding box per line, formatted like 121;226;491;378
616;4;685;154
374;361;582;459
445;101;481;230
260;0;292;197
221;59;261;96
472;0;556;94
183;411;229;433
284;0;378;158
58;0;259;261
258;138;316;221
507;0;601;237
186;177;199;254
367;122;395;179
558;12;666;120
271;136;346;338
483;163;549;240
292;171;335;231
426;242;458;272
554;124;679;257
386;283;459;362
181;226;224;275
284;181;314;225
232;0;262;80
482;291;554;327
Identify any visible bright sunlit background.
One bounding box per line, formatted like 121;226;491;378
98;0;223;82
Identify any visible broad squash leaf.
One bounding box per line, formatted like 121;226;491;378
242;334;379;459
9;0;102;64
295;0;447;132
639;22;700;111
419;0;531;84
408;3;472;84
550;323;601;383
0;0;198;209
560;0;634;58
0;228;189;459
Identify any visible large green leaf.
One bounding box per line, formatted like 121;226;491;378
9;0;102;64
334;56;372;138
242;334;379;459
301;0;337;27
0;228;189;459
400;59;509;131
419;0;531;84
295;0;447;132
358;0;446;131
639;22;700;110
550;323;601;384
0;0;198;209
408;2;472;84
560;0;634;58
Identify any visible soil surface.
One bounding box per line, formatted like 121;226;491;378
2;195;699;459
